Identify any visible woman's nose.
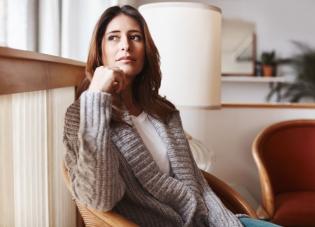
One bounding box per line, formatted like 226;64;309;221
120;36;130;51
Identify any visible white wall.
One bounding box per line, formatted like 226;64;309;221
208;0;315;59
222;81;271;103
180;106;315;208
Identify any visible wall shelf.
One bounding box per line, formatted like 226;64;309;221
222;76;294;83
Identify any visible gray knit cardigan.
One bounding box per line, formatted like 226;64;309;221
63;91;242;227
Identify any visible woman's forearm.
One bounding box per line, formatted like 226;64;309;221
64;91;126;211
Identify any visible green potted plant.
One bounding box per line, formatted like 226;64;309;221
283;42;315;102
261;50;276;77
266;42;315;102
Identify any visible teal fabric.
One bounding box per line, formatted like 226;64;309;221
239;217;282;227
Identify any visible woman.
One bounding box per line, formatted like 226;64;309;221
63;5;280;227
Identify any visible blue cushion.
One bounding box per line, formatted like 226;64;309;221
239;217;282;227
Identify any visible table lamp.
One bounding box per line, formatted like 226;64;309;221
139;2;222;171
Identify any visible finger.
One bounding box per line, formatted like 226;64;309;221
113;76;123;93
115;71;126;93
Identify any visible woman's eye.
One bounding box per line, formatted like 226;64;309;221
108;35;119;41
129;35;142;41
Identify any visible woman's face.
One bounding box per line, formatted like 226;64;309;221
102;14;145;81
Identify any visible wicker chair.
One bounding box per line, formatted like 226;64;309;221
62;162;256;227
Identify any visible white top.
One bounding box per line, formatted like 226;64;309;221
131;112;170;175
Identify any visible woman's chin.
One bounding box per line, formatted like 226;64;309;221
119;66;140;77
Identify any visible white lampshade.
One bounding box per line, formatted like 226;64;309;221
139;2;222;108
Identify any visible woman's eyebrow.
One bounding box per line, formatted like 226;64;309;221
106;30;120;35
127;29;142;33
106;29;141;35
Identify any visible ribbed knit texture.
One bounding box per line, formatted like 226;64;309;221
63;91;243;227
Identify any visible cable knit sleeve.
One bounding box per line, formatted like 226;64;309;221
63;90;126;211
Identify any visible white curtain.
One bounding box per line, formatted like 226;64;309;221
0;0;6;46
0;95;14;227
0;0;137;227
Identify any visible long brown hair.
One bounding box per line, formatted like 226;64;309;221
76;5;177;123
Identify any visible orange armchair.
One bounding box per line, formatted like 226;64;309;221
62;162;256;227
252;119;315;227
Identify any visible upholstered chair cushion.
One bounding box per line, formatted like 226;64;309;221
273;191;315;227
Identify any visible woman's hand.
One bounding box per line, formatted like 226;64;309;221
88;66;127;94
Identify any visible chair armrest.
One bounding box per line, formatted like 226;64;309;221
79;204;139;227
61;162;139;227
201;170;257;218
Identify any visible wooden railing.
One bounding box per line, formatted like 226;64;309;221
0;47;85;95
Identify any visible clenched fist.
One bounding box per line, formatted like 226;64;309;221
88;66;127;94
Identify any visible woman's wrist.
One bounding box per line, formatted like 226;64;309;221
88;87;101;92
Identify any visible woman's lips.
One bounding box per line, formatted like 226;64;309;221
119;59;134;64
117;56;136;63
